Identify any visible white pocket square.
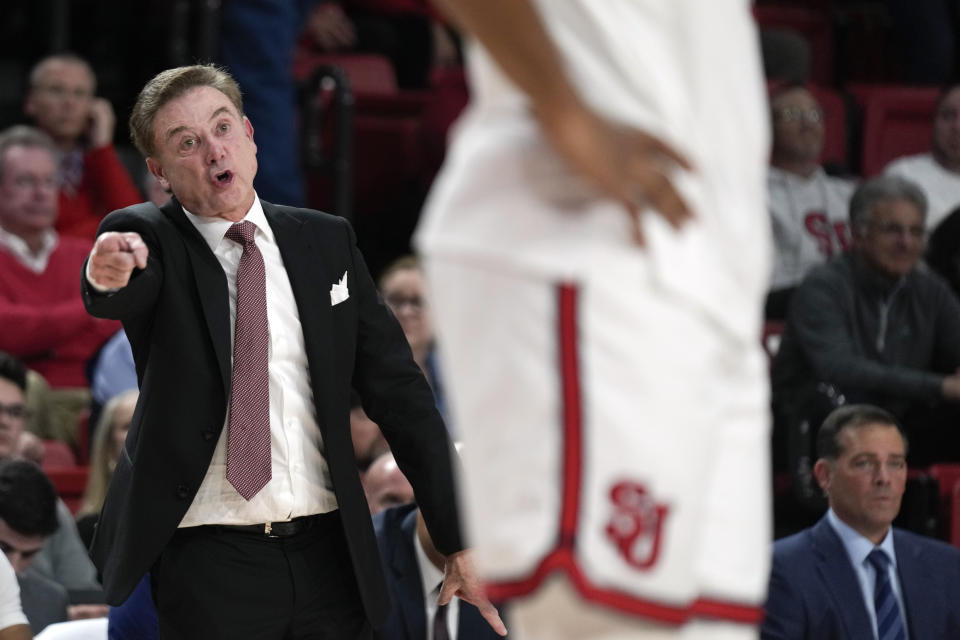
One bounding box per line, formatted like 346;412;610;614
330;271;349;306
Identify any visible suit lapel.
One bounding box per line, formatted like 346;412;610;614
894;530;933;638
393;508;427;640
263;202;337;437
810;516;874;638
161;198;231;395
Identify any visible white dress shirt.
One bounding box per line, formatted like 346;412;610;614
827;508;909;640
178;195;338;527
414;521;459;640
0;226;58;273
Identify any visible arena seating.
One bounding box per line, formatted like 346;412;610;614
849;84;939;176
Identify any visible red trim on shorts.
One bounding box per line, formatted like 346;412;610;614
485;282;763;626
486;549;764;624
558;284;582;544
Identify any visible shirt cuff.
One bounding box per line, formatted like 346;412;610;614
85;259;119;293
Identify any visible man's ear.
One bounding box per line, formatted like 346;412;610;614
145;157;170;192
812;458;832;494
243;116;257;154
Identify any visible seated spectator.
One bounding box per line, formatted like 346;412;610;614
304;0;460;89
0;352;105;620
374;502;508;640
364;451;415;515
24;54;142;241
772;176;960;467
0;126;120;443
884;83;960;233
379;255;448;423
767;83;855;319
76;390;137;548
0;555;29;640
0;458;68;634
761;404;960;639
88;331;136;431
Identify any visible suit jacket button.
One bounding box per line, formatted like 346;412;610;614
176;484;189;499
201;430;215;442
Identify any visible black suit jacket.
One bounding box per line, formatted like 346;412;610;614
761;515;960;639
81;199;462;626
373;504;505;640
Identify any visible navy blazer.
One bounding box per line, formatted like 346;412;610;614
82;199;461;627
373;504;505;640
761;515;960;639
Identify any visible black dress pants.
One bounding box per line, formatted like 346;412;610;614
152;511;372;640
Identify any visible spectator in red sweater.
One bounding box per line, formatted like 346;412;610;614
24;53;142;241
0;126;119;441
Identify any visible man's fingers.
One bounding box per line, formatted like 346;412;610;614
438;577;457;606
638;133;693;171
476;599;508;636
121;233;150;269
439;580;507;637
94;231;149;268
634;168;691;229
628;204;646;247
89;231;149;289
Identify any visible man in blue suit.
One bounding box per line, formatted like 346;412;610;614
374;502;507;640
761;404;960;639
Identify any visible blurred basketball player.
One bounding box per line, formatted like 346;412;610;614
417;1;772;638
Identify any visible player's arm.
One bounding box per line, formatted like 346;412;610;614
432;0;692;243
0;624;30;640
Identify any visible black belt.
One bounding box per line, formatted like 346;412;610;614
206;513;329;538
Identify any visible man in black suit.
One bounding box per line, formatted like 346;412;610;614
761;404;960;639
82;64;504;640
374;503;507;640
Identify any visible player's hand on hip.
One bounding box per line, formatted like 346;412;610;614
88;231;149;289
440;549;507;636
536;100;693;246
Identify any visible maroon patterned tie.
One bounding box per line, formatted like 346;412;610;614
224;221;271;500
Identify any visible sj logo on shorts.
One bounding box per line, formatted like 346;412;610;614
604;480;670;571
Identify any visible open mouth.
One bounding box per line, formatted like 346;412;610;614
213;170;234;186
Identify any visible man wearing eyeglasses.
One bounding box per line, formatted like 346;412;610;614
772;175;960;466
0;352;106;624
24;54;141;241
766;83;856;320
0;125;120;443
761;404;960;639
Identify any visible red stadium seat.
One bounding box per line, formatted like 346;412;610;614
293;52;398;94
753;6;835;85
41;440;77;469
850;85;939;177
45;466;89;515
927;464;960;548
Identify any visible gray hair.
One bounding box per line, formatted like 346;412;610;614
130;64;244;157
0;125;58;182
849;175;927;236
